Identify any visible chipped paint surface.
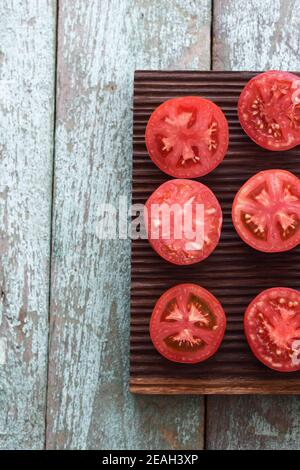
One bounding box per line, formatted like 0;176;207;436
213;0;300;70
0;0;56;449
207;395;300;450
0;338;6;365
46;0;209;450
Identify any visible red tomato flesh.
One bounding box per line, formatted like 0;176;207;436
150;284;226;364
145;96;229;178
245;288;300;372
145;179;222;265
238;70;300;151
232;169;300;252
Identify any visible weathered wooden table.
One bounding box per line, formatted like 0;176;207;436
1;0;300;450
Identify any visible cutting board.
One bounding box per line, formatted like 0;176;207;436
130;71;300;394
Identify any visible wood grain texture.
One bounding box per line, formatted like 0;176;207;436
213;0;300;70
46;0;211;450
131;378;300;395
0;0;56;449
207;0;300;450
207;396;300;450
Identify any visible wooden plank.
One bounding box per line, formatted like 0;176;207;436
213;0;300;71
208;0;300;450
0;0;56;449
130;378;300;395
46;0;211;450
206;396;300;450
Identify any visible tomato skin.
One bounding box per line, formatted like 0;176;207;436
232;169;300;253
238;70;300;151
145;96;229;178
244;288;300;372
145;179;222;265
150;283;226;364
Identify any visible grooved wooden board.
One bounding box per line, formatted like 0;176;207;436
130;70;300;395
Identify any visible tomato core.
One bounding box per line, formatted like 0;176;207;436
150;284;226;364
145;96;229;178
232;169;300;252
245;288;300;372
238;71;300;151
145;179;222;264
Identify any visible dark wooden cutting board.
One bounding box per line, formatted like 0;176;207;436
130;71;300;394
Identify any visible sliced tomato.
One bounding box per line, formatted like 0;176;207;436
238;70;300;151
145;179;222;265
245;287;300;372
145;96;229;178
232;169;300;252
150;284;226;364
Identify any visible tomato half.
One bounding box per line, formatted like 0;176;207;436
150;284;226;364
232;169;300;252
145;179;222;265
238;70;300;151
245;287;300;372
145;96;229;178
